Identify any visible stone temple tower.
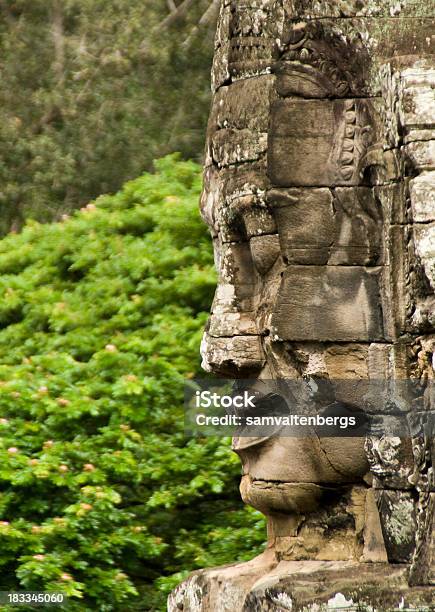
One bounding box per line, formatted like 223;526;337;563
170;1;435;609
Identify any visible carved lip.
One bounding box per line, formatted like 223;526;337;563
232;436;271;450
240;476;334;514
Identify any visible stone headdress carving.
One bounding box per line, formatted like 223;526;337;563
170;1;435;609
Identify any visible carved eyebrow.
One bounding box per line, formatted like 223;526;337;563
266;190;299;207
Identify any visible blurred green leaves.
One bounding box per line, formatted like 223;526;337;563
0;156;266;611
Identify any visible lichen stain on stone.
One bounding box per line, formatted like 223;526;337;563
170;0;435;608
385;498;415;544
270;590;294;610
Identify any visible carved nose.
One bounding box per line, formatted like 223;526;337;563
201;236;265;376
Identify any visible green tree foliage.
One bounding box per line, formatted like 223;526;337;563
0;0;217;234
0;156;266;611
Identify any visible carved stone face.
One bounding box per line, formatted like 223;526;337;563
199;8;434;572
199;47;384;514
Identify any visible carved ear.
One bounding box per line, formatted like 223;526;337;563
358;144;384;175
358;144;401;184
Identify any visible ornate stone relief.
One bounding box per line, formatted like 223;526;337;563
171;1;435;609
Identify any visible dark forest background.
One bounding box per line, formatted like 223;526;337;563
0;2;267;610
0;0;218;234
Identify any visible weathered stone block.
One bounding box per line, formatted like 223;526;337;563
271;266;384;341
404;128;435;144
367;342;412;382
220;161;269;202
267;187;382;265
269;486;367;562
409;492;435;587
403;140;435;171
324;344;369;380
212;1;278;89
413;222;435;290
211;128;267;167
168;550;277;612
201;332;265;375
282;0;435;18
375;489;417;562
374;183;407;228
268;99;375;186
366;434;415;489
242;562;434;612
229;39;277;81
402;85;435;129
365;343;418;414
200;166;221;235
217;197;276;243
214;1;230;51
228;2;278;39
208;311;258;337
410;172;435;222
407;411;435;492
400;67;435;130
213;242;257;312
209;75;275;133
268;188;335;264
329;188;382;265
381;226;412;339
211;43;230;92
363;488;389;563
202;163;271;242
236;201;276;239
401;66;435;89
170;561;435;611
321;344;377;408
